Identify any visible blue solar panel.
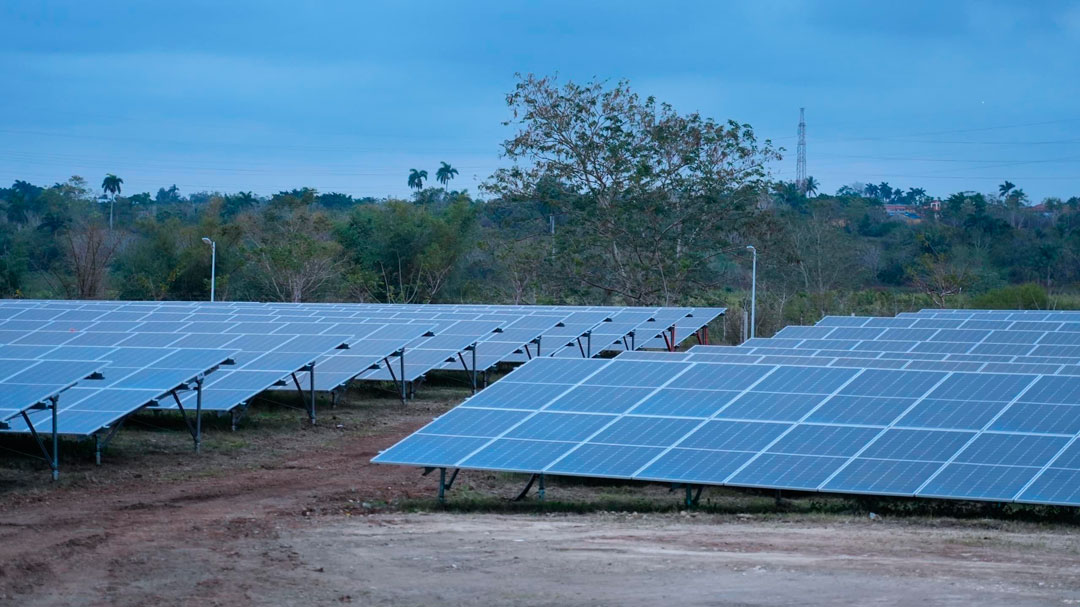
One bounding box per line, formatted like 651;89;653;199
422;408;529;437
714;392;826;422
637;448;756;483
632;389;740;418
1017;468;1080;505
823;459;944;495
505;412;615;442
806;396;916;426
730;453;849;490
897;399;1007;430
461;381;570;410
919;463;1039;501
545;385;657;414
679;420;790;451
954;433;1068;467
546;444;663;477
768;425;880;457
460;439;574;472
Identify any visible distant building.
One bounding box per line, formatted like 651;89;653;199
884;204;922;223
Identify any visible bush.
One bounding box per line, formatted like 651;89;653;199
968;283;1049;310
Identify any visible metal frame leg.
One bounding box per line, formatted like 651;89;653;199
170;382;203;453
436;467;460;504
93;418;127;465
308;362;316;425
20;395;61;480
456;344;479;395
513;474;538;501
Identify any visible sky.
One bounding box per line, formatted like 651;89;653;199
2;0;1079;201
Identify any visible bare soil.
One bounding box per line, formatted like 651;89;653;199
1;382;1079;606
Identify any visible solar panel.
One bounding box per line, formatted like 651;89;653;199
2;347;235;436
374;354;1080;507
0;359;105;425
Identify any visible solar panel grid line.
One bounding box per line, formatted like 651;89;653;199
539;360;698;477
715;368;870;489
442;358;620;471
1014;433;1080;503
629;364;788;479
813;371;956;493
911;375;1045;500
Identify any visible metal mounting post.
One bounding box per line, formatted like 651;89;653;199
456;343;479;395
383;351;407;405
195;375;204;452
436;467;460;504
586;332;592;357
513;474;538;501
170;385;202;453
308;361;316;425
49;395;58;480
538;473;545;501
93;418;127;465
20;395;62;479
684;485;702;507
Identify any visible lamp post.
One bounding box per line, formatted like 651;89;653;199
746;245;756;339
201;237;216;302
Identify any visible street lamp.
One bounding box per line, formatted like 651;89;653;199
201;237;216;302
746;245;757;340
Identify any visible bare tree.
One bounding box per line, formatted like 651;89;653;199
55;220;126;298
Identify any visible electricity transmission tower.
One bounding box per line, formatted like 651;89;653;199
796;107;807;195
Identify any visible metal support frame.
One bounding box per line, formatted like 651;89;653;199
330;389;340;409
230;401;250;432
693;326;710;346
684;484;703;507
20;394;61;480
170;376;205;453
382;349;407;405
433;467;460;504
513;473;546;502
289;363;317;424
660;326;678;352
575;331;593;358
456;343;479;395
92;418;127;465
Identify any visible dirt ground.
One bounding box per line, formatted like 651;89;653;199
1;382;1079;606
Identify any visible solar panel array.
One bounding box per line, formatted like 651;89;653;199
0;300;723;439
0;359;105;426
375;309;1080;507
2;346;235;436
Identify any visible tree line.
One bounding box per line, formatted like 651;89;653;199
2;75;1078;340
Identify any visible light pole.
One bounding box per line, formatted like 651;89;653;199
746;245;757;339
201;237;216;302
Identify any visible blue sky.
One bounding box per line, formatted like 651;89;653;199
2;0;1079;201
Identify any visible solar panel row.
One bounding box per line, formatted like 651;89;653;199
374;355;1080;506
1;300;722;478
375;308;1080;508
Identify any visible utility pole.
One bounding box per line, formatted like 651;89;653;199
746;245;757;339
796;107;807;195
201;237;216;302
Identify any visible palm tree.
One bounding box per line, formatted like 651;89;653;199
804;176;819;197
101;173;123;229
999;180;1016;198
435;162;459;191
407;169;428;191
